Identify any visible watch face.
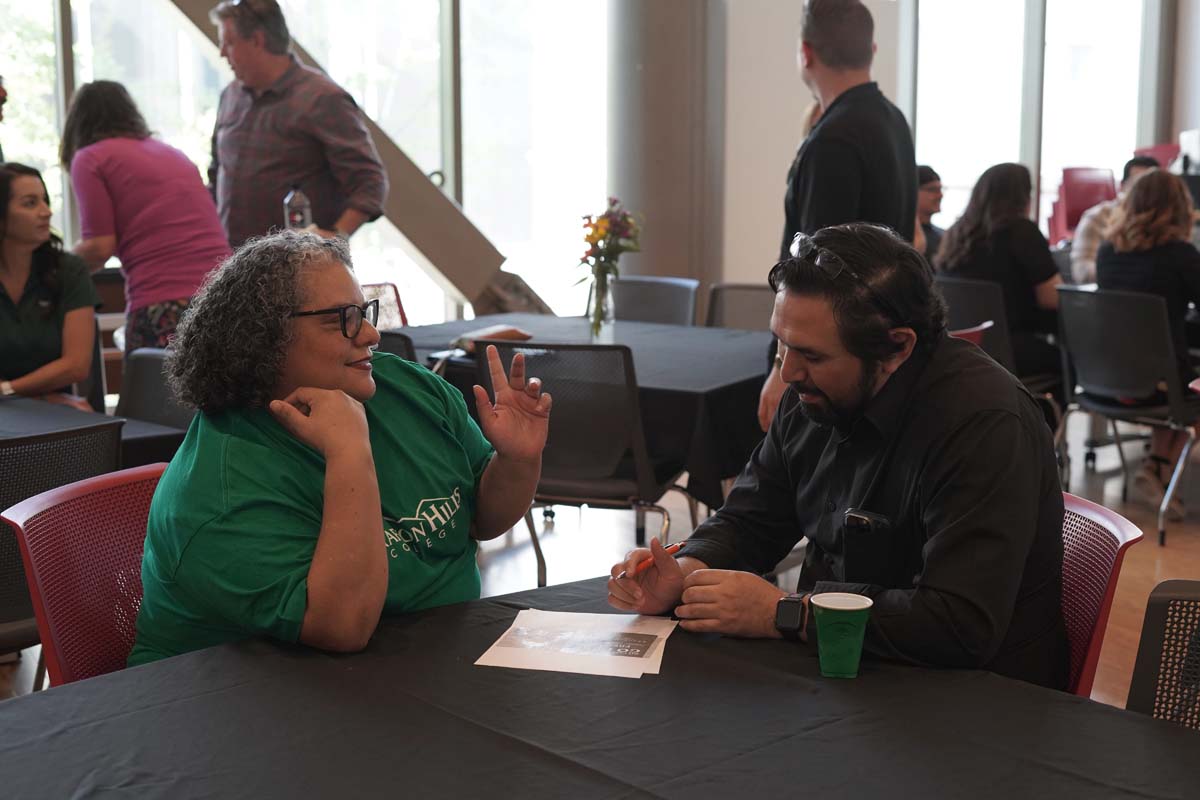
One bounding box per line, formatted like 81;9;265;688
775;596;804;631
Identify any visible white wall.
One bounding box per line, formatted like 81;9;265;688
719;0;903;284
1173;0;1200;138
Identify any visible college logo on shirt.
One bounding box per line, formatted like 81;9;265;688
383;486;464;557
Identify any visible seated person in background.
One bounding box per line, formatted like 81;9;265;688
1097;169;1200;520
1070;155;1158;284
61;80;231;354
0;163;96;410
128;230;551;665
917;165;944;262
935;162;1062;379
609;223;1068;690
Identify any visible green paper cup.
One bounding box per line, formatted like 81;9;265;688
811;592;873;679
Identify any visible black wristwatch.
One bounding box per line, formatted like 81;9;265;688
775;593;808;641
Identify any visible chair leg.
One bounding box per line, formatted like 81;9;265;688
1159;427;1197;548
1056;406;1075;490
32;651;45;692
650;504;671;546
524;510;547;587
1110;419;1129;502
635;506;646;547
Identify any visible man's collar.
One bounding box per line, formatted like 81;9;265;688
851;332;944;441
240;54;302;98
820;81;879;118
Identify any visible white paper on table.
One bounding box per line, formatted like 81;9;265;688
475;609;679;679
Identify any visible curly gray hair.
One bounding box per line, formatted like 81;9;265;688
168;230;353;414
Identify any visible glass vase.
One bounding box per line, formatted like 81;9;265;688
590;270;616;343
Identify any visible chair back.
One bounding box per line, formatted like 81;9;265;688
1060;167;1116;232
1061;492;1143;696
610;276;699;326
705;283;775;329
934;275;1017;371
115;348;195;430
377;331;418;362
948;320;994;347
362;282;409;328
475;341;656;498
0;422;123;655
73;318;107;413
1056;286;1187;417
1134;143;1181;169
1;463;165;686
1128;580;1200;729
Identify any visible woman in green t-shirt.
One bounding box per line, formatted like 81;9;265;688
129;230;551;664
0;163;97;408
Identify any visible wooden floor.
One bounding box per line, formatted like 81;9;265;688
2;413;1197;707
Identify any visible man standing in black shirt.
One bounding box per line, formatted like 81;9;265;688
609;224;1069;690
760;0;918;430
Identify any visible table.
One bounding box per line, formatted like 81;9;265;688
0;397;186;469
0;578;1196;798
401;313;773;507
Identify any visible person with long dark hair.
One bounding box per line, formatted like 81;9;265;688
935;162;1062;378
61;80;229;353
0;163;96;408
1097;169;1200;518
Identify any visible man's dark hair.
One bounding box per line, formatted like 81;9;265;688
769;223;946;363
60;81;152;168
1122;155;1160;184
801;0;874;71
917;165;940;186
210;0;290;55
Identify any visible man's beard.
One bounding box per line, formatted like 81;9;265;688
794;360;880;429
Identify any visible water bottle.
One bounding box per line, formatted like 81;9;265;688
283;183;312;229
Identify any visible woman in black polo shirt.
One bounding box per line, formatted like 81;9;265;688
1096;169;1200;518
935;163;1062;378
0;163;97;407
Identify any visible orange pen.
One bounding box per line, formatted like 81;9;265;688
617;541;685;580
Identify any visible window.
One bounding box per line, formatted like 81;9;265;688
915;0;1027;228
1038;0;1144;230
462;0;609;317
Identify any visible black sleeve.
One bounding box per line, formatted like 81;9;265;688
1008;219;1058;286
803;409;1055;669
682;393;804;573
794;137;864;235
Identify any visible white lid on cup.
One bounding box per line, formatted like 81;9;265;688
811;592;873;611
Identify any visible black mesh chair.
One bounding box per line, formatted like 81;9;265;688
705;283;775;329
934;275;1063;430
1128;580;1200;730
1056;286;1200;545
609;276;700;326
377;331;418;362
476;341;697;586
116;349;195;430
0;421;123;691
73;318;107;413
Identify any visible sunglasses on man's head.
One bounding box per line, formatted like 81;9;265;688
789;232;903;324
289;299;379;339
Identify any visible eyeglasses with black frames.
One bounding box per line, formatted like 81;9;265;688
789;232;904;324
289;298;380;339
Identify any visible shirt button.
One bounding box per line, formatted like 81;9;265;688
826;500;836;512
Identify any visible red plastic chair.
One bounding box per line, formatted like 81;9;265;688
362;282;409;328
948;320;994;347
0;463;166;687
1061;492;1143;697
1060;168;1117;235
1134;143;1181;169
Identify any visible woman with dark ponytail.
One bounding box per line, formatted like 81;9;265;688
0;163;97;408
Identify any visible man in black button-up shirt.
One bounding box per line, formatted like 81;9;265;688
609;224;1069;690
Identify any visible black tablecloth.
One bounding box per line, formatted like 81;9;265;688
400;313;772;508
0;397;185;469
0;577;1195;798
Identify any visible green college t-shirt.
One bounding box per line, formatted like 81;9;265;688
0;252;98;381
128;353;494;666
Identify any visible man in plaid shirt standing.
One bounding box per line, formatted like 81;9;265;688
207;0;388;248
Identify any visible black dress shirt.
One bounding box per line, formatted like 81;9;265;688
780;82;917;259
683;333;1069;690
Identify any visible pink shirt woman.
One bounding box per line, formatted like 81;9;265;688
63;80;230;352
